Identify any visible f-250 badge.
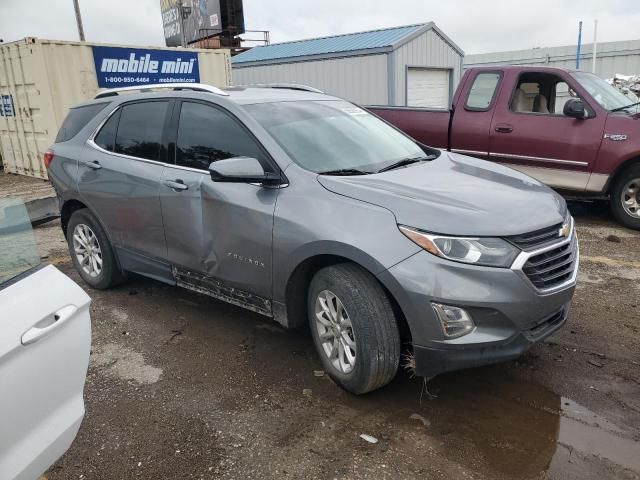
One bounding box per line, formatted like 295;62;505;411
604;133;628;141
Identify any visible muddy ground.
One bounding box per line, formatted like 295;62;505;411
34;201;639;480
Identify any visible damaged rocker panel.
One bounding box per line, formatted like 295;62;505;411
173;267;272;317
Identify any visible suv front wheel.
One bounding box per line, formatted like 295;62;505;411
67;209;125;289
308;263;400;394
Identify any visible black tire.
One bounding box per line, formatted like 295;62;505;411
66;209;125;289
611;164;640;230
307;263;400;394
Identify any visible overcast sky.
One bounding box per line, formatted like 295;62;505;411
1;0;639;54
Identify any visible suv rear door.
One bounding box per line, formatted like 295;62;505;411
159;99;279;309
0;199;91;480
81;100;172;264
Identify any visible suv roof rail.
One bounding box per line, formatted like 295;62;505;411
94;83;230;99
236;83;324;94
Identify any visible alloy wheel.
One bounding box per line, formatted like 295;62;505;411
314;290;357;374
72;223;103;278
621;178;640;218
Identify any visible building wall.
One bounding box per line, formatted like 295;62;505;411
232;54;389;105
464;39;640;80
391;29;463;106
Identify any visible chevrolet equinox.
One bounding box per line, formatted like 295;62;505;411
47;83;579;394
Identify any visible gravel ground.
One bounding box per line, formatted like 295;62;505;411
32;201;639;480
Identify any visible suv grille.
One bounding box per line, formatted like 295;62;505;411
522;235;577;290
507;222;563;250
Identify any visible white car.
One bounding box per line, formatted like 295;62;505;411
0;198;91;480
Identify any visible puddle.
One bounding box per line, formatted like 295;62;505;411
348;368;640;479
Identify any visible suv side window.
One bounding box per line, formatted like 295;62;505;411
176;101;265;171
94;109;121;152
465;72;501;110
114;101;169;161
56;103;109;143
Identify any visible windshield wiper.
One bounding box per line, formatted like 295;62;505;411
376;156;429;173
318;168;371;176
611;101;640;112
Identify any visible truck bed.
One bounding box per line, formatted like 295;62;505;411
368;107;450;149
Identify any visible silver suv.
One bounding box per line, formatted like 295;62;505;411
48;83;578;394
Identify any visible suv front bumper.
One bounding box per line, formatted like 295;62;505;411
377;239;578;379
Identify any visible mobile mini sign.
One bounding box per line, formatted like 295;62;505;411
92;46;200;88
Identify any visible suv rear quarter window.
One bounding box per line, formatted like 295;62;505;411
56;103;109;143
113;101;169;161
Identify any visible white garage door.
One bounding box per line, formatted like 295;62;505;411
407;68;450;108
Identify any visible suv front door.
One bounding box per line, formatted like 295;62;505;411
160;100;279;311
82;100;171;263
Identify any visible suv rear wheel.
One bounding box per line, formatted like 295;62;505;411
67;209;125;289
611;164;640;230
308;263;400;394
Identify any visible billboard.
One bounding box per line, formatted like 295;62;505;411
161;0;223;47
92;46;200;88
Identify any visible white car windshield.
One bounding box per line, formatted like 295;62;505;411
572;71;638;111
246;100;429;174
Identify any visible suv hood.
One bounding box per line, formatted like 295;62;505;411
317;152;567;237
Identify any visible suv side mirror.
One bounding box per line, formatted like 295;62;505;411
209;157;281;185
563;98;588;119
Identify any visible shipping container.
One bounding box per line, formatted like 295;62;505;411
0;37;231;179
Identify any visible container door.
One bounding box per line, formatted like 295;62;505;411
80;100;170;262
0;199;91;480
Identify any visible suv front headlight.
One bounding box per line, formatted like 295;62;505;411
399;226;519;268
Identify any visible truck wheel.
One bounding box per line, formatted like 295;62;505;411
307;263;400;394
611;164;640;230
67;209;125;289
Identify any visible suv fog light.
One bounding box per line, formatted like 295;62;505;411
431;303;475;338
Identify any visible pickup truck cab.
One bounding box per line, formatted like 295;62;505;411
371;66;640;229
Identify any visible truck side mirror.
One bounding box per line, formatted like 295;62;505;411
563;99;588;119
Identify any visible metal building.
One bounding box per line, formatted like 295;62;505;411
464;39;640;79
232;23;464;107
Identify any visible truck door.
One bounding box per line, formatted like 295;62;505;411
450;70;503;158
489;70;606;191
159;100;279;313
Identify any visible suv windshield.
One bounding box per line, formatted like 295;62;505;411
245;100;428;173
571;71;637;111
0;199;40;285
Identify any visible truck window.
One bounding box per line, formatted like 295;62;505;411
510;73;575;115
465;72;501;110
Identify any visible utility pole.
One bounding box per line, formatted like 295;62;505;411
72;0;85;41
576;21;583;70
592;19;599;74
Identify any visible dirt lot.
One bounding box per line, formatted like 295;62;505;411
34;201;639;480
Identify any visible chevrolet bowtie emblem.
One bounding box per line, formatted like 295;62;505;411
559;223;571;238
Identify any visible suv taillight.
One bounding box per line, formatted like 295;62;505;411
43;149;54;169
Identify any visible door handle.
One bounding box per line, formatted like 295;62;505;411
164;179;188;191
21;305;77;346
83;160;102;170
495;124;514;134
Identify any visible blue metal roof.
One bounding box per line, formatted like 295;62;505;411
232;24;427;65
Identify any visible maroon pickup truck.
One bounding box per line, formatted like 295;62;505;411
371;66;640;229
